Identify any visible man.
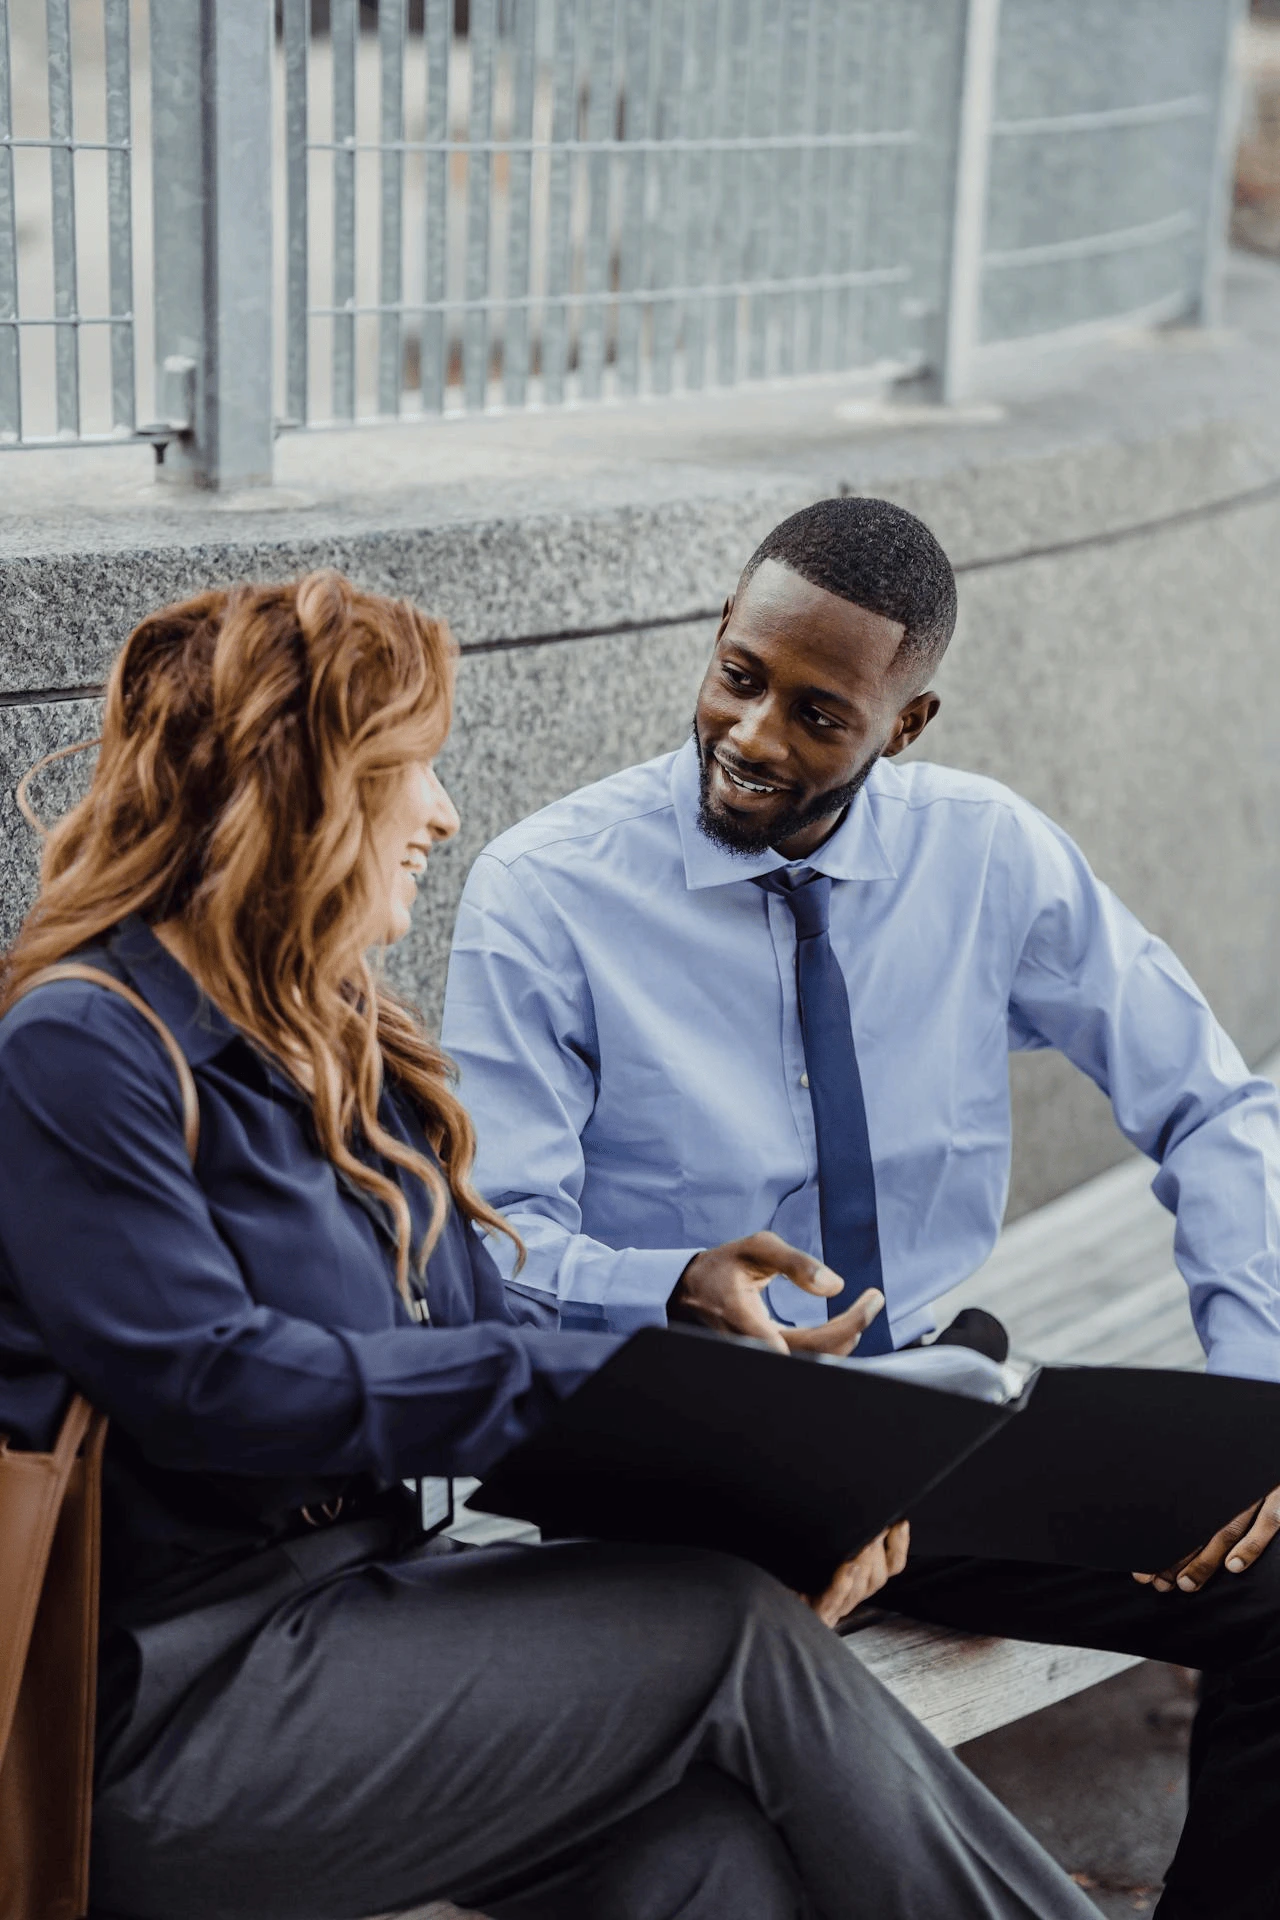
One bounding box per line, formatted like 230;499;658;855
443;496;1280;1918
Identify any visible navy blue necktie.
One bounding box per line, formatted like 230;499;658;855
755;867;892;1353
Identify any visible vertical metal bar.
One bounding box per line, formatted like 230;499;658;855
0;0;20;440
872;0;913;366
817;0;844;374
828;0;872;373
379;0;406;415
937;0;1001;402
208;0;274;481
151;0;203;470
576;0;615;401
421;0;450;412
331;0;358;420
773;0;814;379
1194;0;1248;327
800;0;837;371
502;0;537;406
649;1;685;395
757;0;794;381
678;0;716;391
464;0;494;409
614;0;655;397
103;0;134;431
283;0;309;426
46;0;79;436
540;0;579;406
151;0;273;487
895;0;961;385
741;0;774;381
710;0;744;386
790;0;832;374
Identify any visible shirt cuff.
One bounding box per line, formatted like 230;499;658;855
1204;1339;1280;1385
560;1247;704;1333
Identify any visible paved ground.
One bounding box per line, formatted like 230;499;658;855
959;1663;1196;1917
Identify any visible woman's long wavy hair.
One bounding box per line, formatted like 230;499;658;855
1;569;519;1297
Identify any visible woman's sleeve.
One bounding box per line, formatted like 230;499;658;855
0;989;618;1481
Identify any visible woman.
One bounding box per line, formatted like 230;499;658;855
0;574;1091;1920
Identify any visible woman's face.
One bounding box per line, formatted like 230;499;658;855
367;759;460;947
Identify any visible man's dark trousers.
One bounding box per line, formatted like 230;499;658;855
878;1545;1280;1918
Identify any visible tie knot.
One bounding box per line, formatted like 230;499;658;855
753;866;832;941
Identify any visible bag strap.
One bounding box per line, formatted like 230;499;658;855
16;962;200;1163
0;963;198;1775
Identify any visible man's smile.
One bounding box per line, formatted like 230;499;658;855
713;750;791;800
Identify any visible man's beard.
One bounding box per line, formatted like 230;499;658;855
693;720;880;856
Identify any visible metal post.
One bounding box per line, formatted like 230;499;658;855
151;0;274;489
934;0;1001;404
0;0;20;442
103;0;136;433
378;0;407;417
463;0;495;411
46;0;80;438
331;0;358;422
283;0;309;428
420;0;450;414
1195;0;1248;328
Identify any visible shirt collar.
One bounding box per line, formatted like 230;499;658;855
669;736;898;892
105;916;244;1069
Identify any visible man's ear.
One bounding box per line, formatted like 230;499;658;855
881;690;941;759
715;593;735;642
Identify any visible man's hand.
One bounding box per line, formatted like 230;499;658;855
806;1521;911;1627
782;1289;885;1358
671;1231;884;1355
1132;1483;1280;1593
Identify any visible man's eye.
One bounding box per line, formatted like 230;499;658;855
805;708;838;729
722;665;754;690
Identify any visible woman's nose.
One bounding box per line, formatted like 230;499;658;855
426;770;461;844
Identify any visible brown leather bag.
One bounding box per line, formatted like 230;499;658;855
0;964;199;1920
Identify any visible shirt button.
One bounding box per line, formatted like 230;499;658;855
800;1072;810;1089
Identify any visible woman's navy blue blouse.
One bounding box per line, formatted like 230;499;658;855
0;917;617;1619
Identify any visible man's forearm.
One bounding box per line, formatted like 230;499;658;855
1151;1074;1280;1381
490;1206;702;1333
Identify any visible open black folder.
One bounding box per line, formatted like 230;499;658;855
473;1325;1280;1593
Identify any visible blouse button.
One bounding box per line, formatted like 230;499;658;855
800;1072;810;1089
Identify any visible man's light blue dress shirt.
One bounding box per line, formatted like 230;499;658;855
441;739;1280;1378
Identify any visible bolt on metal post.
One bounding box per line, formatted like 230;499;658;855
150;0;274;489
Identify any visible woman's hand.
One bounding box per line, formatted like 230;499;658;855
805;1521;911;1628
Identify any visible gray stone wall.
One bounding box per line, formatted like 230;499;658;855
5;252;1280;1223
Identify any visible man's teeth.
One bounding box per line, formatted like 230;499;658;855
723;764;779;795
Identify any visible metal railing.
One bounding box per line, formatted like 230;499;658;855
0;0;1247;487
0;0;138;448
284;0;934;426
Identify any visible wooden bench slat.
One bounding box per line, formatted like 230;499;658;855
845;1616;1142;1748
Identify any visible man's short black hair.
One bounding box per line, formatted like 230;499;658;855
740;495;957;675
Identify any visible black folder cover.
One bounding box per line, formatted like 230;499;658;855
908;1364;1280;1573
475;1328;1280;1589
474;1324;1016;1592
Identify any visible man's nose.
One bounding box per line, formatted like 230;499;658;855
727;697;787;767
